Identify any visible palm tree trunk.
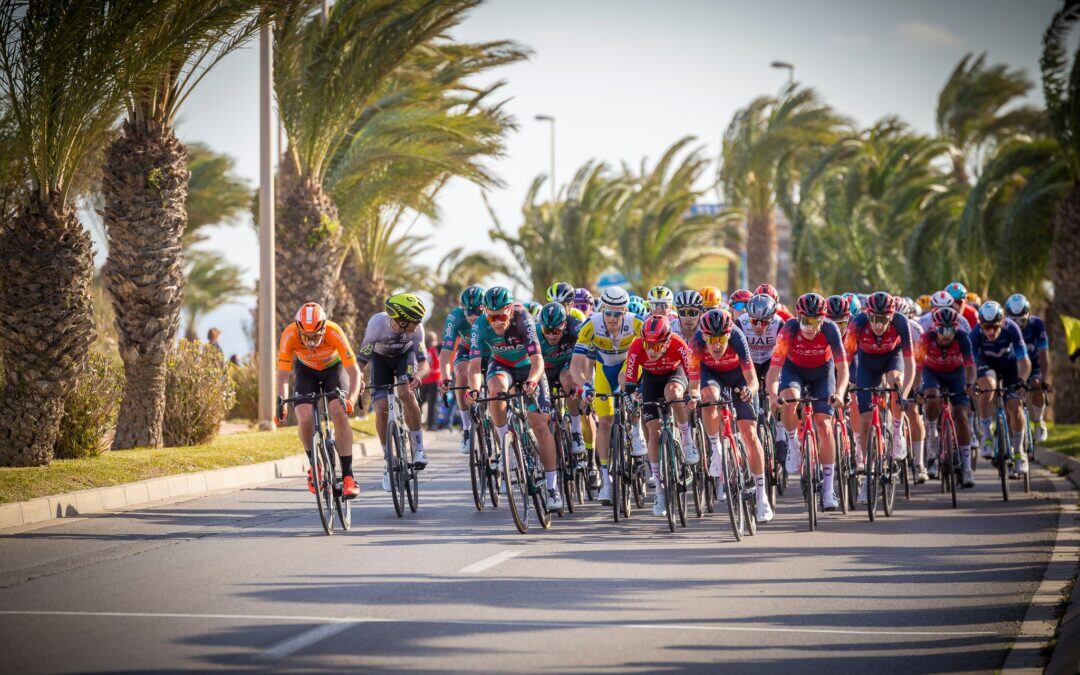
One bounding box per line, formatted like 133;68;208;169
1048;184;1080;422
746;208;777;288
333;249;360;339
349;270;388;343
0;199;95;466
275;176;342;335
101;120;188;450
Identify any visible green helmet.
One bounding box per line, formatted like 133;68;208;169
385;292;426;323
539;302;567;330
523;301;542;317
460;285;484;311
545;281;575;304
483;286;513;311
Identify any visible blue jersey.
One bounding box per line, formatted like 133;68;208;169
970;318;1027;365
540;316;581;370
1020;316;1049;356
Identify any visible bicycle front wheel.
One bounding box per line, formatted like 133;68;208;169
802;432;817;532
738;438;757;536
661;432;678;533
469;422;486;512
610;424;624;522
866;432;880;522
722;436;743;541
390;427;406;518
883;456;896;517
996;413;1010;502
313;434;334;535
760;422;777;509
405;434;418;514
504;427;530;534
833;423;848;515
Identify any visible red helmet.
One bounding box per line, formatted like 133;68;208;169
295;302;327;332
699;308;734;337
795;293;826;318
865;291;895;316
641;314;672;343
932;307;961;330
826;294;851;321
729;289;753;305
754;283;779;302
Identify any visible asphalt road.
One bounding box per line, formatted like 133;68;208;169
0;430;1064;673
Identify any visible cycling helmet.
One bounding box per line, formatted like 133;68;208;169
538;302;567;329
641;315;672;342
524;301;542;317
826;295;851;322
967;292;982;307
545;281;575;304
699;286;723;308
865;291;895;316
729;289;753;306
754;283;779;303
483;286;513;311
674;289;703;310
916;294;932;312
1005;293;1030;318
628;298;648;318
460;285;484;311
843;292;861;315
699;308;734;336
629;294;646;306
572;288;593;311
930;290;954;310
592;297;603;313
385;292;426;323
747;294;777;321
600;286;630;310
295;302;327;332
978;300;1004;325
795;292;827;318
647;285;674;306
932;306;961;329
945;281;967;302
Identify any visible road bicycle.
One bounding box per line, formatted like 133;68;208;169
700;388;757;541
449;385;500;512
641;395;696;533
975;382;1030;500
550;386;582;512
920;391;965;508
755;388;780;509
688;403;707;517
593;391;647;521
281;387;351;535
850;385;902;521
369;381;420;518
779;394;826;532
832;393;854;515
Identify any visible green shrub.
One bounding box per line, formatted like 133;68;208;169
228;355;259;423
163;340;236;447
56;353;122;459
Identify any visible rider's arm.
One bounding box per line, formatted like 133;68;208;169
343;361;361;403
527;353;545;385
834;357;850;398
276;370;291;401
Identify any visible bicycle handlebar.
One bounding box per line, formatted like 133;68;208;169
282;389;345;405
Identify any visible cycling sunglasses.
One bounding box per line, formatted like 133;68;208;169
677;308;701;318
650;302;671;312
705;334;729;346
799;316;822;328
486;310;512;323
937;326;956;338
980;322;1003;332
750;318;770;327
643;339;668;351
732;301;747;312
603;309;625;318
541;324;565;335
869;314;891;325
299;330;326;343
465;308;482;318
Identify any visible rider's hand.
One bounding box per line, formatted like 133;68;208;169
738;388;754;403
467;388;480;402
276;397;287;424
344;398;355;415
438;379;451;394
828;393;843;409
523;379;538;394
579;383;595;402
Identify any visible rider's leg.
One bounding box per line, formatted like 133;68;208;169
955;403;974;471
1006;396;1025;457
486;373;510;444
328;398;354;476
454;360;472;436
528;410;558;473
816;412;836;498
976;374;996;441
884;369;905;455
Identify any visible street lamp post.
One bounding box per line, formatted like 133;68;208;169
770;60;795;88
257;24;276;431
535;114;556;205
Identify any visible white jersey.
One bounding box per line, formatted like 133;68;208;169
918;311;970;334
736;313;783;365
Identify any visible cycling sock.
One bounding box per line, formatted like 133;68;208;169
341;455;353;477
853;432;864;462
754;473;766;500
570;414;582;434
678;422;692;443
601;465;609;484
913;440;924;467
892;419;903;439
545;470;558;490
650;462;661;484
708;434;720;451
979;417;993;439
460;411;472;430
1011;431;1024;456
822;464;834;495
961;445;972;470
1033;404;1045;422
411;430;423;451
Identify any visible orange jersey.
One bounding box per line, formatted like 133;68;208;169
277;321;357;372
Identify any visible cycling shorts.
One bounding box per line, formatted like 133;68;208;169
855;350;904;413
486;360;551;413
977;358;1022;399
370;351;416;402
778;361;835;416
294;361;344;399
593;360;626;417
699;364;754;421
638;366;689;423
920;367;969;408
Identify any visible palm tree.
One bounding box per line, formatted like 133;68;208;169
0;1;178;465
426;246;513;330
100;1;280;449
1041;0;1080;421
936;53;1049;185
272;0;478;335
720;85;848;289
182;250;250;341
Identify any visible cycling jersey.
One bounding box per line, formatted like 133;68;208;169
736;313;782;365
776;304;794;321
277;320;357;372
688;328;753;375
574;312;644;366
624;334;693;385
540;316;582;371
915;330;974;373
441;307;474;352
470;305;541;368
1020;316;1049;356
771;319;845;369
917;310;971;334
843;313;913;360
959;303;978;330
357;313;426;364
970;318;1027;365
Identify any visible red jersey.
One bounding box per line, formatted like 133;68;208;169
776;304;794;322
843;313;913;361
771;318;845;369
960;303;978;330
915;330;974;373
624;334;693;384
689;328;754;375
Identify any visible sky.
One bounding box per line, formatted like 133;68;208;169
172;0;1058;357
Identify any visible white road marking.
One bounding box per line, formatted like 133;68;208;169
457;549;521;574
258;621;356;660
0;610;999;637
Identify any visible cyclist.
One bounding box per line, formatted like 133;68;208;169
647;285;679;332
916;307;978;488
629;297;649;322
844;292;916;480
468;287;563;511
623;315;697;518
674;289;705;337
729;289;753;320
523;301;542;318
689;309;773;522
739;293;787;462
945;281;979;329
899;296;928;482
766;293;850;511
539;302;586;455
439;285;485;455
357;293;430;491
277;303;362;498
755;283;793;321
1005;293;1052;442
919;290;970;334
573;288;594;318
971;301;1032;476
571;286;645;505
700;286;724;310
917;294;933;314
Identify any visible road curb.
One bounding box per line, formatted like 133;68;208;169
0;440;374;532
1002;458;1080;673
1034;445;1080;489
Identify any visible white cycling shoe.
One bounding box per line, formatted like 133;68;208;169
413;448;428;468
597;481;612;505
683;441;700;465
856;479;867;504
652;489;667;517
708;450;721;478
926;458;939;480
1036;422;1048;443
571;432;586;455
631;432;647;458
459;429;471;455
785;449;801;476
381;471;391;492
544;488;563;512
962;467;976;488
822;492;840;512
756;499;774;523
980;438;994;459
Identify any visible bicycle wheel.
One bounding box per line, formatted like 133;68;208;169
333;453;351;531
833;423;848;515
620;428;634;518
530;449;552;529
481;423;500;509
675;440;688;529
865;431;880;522
504;426;530;534
557;426;575;514
390;428;406;518
661;432;678;533
738;439;757;536
469;420;486;512
996;412;1010;502
691;461;703;518
1023;416;1033;494
610;424;624;522
313;434;334;535
703;447;716;514
902;418;912;500
802;432;817;532
941;416;958;508
721;436;743;541
760;422;777;509
404;432;418;514
883;456;896;517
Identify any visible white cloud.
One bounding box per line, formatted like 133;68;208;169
896;20;964;48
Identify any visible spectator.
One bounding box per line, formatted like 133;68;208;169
207;327;223;354
420;330;441;431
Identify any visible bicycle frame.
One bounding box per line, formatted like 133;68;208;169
282;387;349;535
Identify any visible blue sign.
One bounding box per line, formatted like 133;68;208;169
688;203;723;217
597;272;629;289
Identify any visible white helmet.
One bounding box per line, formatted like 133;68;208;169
600;286;630;310
930;290;954;310
1004;293;1029;318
